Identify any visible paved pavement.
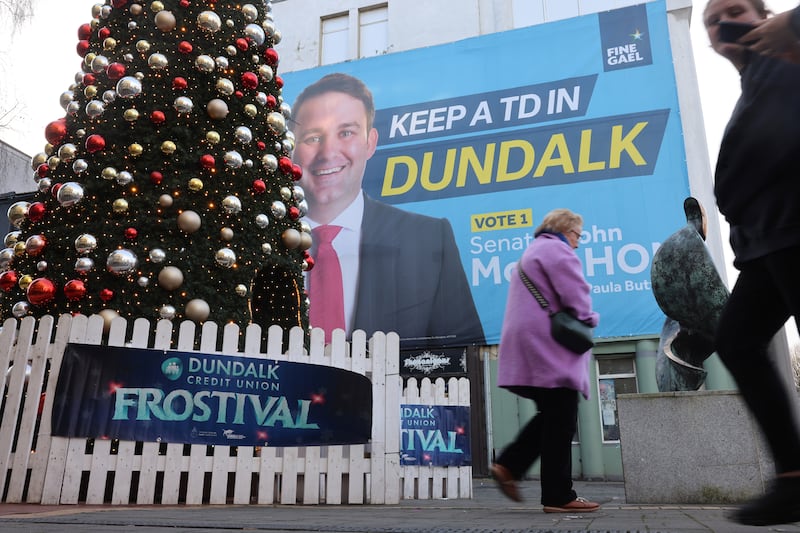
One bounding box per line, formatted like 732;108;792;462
1;478;800;532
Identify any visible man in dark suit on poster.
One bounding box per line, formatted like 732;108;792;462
291;72;484;348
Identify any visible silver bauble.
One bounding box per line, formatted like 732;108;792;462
173;96;194;113
245;24;266;45
207;98;229;119
215;56;229;69
255;92;268;106
234;126;252;144
293;185;305;202
37;260;48;272
242;4;258;22
195;55;215;72
148;53;169;70
149;248;166;263
177;210;202;233
159;305;177;320
299;231;313;251
216;78;234;95
12;301;30;318
102;90;117;104
215;248;237;268
185;299;210;322
72;159;89;174
197;11;222;32
74;257;95;274
159;194;173;207
255;214;269;228
116;76;143;98
91;54;110;73
220;227;234;241
258;65;274;83
262;153;278;171
261;243;272;254
154;10;176;32
106;249;138;275
270;200;287;219
235;284;248;297
221;195;242;213
60;91;74;110
282;228;301;249
38;178;52;193
223;151;243;168
66;101;81;115
0;248;14;270
298;199;309;217
4;231;21;247
137;276;149;288
116;171;133;185
57;182;85;207
75;233;98;254
225;45;237;56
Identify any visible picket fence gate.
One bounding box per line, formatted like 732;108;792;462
0;313;471;506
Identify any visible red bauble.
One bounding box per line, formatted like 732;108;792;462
85;134;106;153
252;179;266;193
264;48;279;66
291;164;303;181
172;77;188;90
288;206;300;220
178;41;193;54
28;202;46;222
83;73;97;86
124;227;138;240
111;0;128;7
98;27;112;39
44;118;67;145
63;279;87;301
234;90;244;99
235;38;249;51
241;72;259;90
275;76;284;89
99;288;114;302
305;257;315;270
51;183;62;198
257;141;266;150
278;156;293;174
36;163;49;178
27;278;56;306
106;62;126;80
199;154;215;169
266;94;277;109
78;23;92;40
150;110;166;124
179;0;190;6
150;171;164;184
76;40;90;57
0;271;18;292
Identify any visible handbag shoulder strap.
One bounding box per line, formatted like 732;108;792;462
517;263;552;313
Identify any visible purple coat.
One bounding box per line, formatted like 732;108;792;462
497;233;599;399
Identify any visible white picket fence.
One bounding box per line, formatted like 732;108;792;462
0;313;471;506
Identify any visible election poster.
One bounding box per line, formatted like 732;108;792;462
282;1;684;346
51;343;373;447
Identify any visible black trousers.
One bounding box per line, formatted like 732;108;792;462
715;245;800;474
496;386;578;506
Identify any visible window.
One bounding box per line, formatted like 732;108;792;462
596;357;637;442
359;5;388;58
321;13;348;65
320;5;388;65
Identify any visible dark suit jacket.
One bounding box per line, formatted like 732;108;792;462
350;194;485;348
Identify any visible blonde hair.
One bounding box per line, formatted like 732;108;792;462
534;208;583;236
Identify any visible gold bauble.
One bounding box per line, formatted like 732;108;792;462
113;198;129;213
206;131;220;144
44;143;54;155
14;242;26;256
280;187;292;201
129;143;144;156
84;53;96;68
124;108;140;121
157;266;184;290
47;156;60;169
151;1;165;12
18;274;33;290
136;40;151;53
160;140;176;154
188;178;204;191
103;38;117;51
84;85;98;99
130;4;143;15
102;167;118;181
30;153;47;170
235;284;248;297
244;104;258;117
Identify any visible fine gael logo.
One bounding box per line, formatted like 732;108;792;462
161;357;183;381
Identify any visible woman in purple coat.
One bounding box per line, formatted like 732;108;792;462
490;208;600;513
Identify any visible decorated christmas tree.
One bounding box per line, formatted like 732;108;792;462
0;0;311;335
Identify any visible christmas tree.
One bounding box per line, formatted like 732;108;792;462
0;0;310;336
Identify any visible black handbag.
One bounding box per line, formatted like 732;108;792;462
518;264;595;354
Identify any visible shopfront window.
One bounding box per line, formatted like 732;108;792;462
597;357;637;442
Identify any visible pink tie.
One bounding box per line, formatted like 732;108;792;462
309;225;345;342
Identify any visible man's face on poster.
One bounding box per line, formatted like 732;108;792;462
293;91;379;223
